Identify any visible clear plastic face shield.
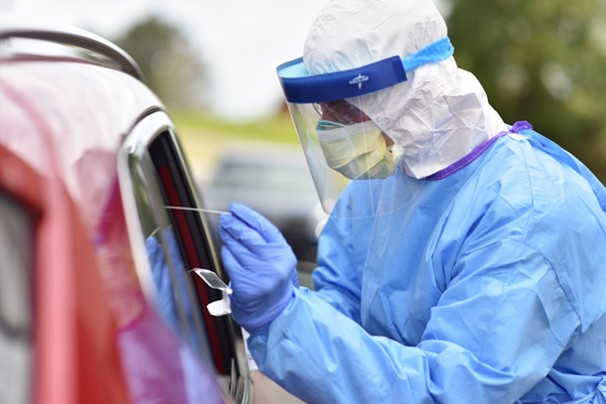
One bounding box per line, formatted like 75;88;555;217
277;38;455;218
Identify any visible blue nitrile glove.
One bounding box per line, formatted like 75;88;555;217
219;203;298;335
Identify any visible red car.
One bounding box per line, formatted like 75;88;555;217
0;16;251;404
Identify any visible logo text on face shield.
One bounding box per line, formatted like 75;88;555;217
349;74;369;90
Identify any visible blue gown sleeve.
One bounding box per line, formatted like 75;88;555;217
310;213;363;324
246;131;604;403
146;235;181;334
248;238;580;403
310;183;379;325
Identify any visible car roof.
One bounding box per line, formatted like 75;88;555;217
0;20;163;227
0;16;159;403
0;12;143;80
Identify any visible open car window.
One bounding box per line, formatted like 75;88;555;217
129;152;213;360
0;192;33;404
119;111;248;401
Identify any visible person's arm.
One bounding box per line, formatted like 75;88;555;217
310;213;363;324
310;183;377;324
248;237;580;404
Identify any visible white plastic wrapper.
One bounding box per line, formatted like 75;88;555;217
190;268;232;316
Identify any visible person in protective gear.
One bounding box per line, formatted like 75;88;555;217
219;1;606;403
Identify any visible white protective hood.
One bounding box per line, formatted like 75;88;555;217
303;0;507;178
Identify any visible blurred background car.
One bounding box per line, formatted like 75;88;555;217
200;143;328;289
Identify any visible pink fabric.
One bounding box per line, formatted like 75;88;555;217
117;298;227;404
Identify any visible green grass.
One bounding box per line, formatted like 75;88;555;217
169;110;302;184
171;110;299;144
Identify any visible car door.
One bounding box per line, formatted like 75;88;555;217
0;191;34;404
119;111;251;402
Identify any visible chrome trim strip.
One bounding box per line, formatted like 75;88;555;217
0;18;143;81
116;113;173;303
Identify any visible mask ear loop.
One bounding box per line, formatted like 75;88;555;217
190;268;232;316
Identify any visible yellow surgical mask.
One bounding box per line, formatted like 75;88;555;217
316;120;397;180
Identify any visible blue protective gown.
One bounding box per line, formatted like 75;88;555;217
248;123;606;403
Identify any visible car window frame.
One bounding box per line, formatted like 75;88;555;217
117;111;250;401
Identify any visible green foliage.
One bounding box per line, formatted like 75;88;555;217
170;111;300;181
446;0;606;181
114;15;207;109
172;110;299;145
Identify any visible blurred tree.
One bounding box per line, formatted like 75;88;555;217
445;0;606;181
114;15;208;110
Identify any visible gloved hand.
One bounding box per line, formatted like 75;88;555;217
219;202;298;335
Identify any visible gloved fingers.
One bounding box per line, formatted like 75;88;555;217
221;246;267;297
219;211;267;248
229;202;284;244
220;243;252;283
220;242;241;274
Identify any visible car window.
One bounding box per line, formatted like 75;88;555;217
120;111;247;401
129;153;213;360
0;192;33;404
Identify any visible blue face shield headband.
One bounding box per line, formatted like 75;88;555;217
277;37;454;103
